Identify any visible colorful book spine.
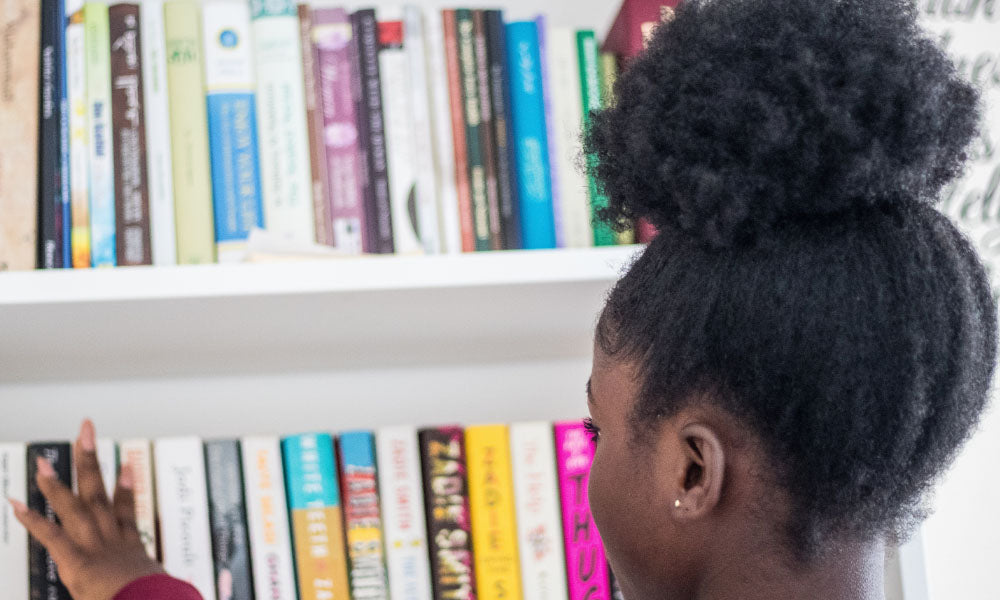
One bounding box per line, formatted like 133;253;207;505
109;3;152;266
352;9;394;254
0;443;29;599
204;440;254;600
67;2;90;268
379;11;423;255
600;51;633;246
577;31;615;247
509;422;568;600
418;426;477;600
312;7;367;254
473;10;503;251
163;0;215;264
27;442;72;600
456;9;491;251
140;0;177;266
338;431;390;599
535;16;563;249
554;421;610;600
376;426;433;600
283;433;352;600
83;1;115;267
442;10;475;253
507;21;556;250
241;435;297;600
153;437;217;600
95;437;117;496
59;0;71;269
38;0;66;269
250;0;315;244
298;5;334;248
466;425;523;600
202;0;264;262
0;0;40;271
118;439;158;559
485;10;521;251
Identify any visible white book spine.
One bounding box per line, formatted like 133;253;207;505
153;437;217;600
510;422;569;600
66;8;89;266
547;27;592;249
0;443;29;600
119;439;158;560
141;0;177;266
250;4;316;244
404;6;442;256
241;435;297;600
376;426;434;600
423;7;461;254
96;438;117;497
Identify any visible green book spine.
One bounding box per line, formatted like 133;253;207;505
600;51;633;246
577;30;615;247
457;9;492;251
164;0;215;264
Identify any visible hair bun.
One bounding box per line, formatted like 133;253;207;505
587;0;981;247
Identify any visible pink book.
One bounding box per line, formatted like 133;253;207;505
555;421;611;600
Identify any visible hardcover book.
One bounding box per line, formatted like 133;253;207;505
283;433;352;600
455;9;491;251
0;443;29;600
204;440;254;600
298;5;334;247
338;431;390;600
118;439;158;559
418;426;477;600
66;1;90;268
485;10;521;250
577;30;615;246
27;442;72;600
442;9;475;252
84;1;116;267
0;0;40;271
472;10;503;250
38;0;66;269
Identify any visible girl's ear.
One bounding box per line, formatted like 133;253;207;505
670;422;725;521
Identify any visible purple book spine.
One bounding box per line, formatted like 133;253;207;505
314;8;367;254
536;15;564;248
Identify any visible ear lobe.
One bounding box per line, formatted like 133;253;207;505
672;423;725;520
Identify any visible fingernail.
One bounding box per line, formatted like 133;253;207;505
36;457;56;479
7;498;27;517
119;465;134;490
80;419;96;452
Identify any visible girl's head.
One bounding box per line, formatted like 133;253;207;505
584;0;997;595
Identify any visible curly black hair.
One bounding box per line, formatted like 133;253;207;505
587;0;998;557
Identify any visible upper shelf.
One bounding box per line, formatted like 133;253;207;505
0;246;642;383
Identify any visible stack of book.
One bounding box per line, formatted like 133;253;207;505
0;421;617;600
0;0;651;272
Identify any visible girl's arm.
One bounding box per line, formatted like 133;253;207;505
113;574;203;600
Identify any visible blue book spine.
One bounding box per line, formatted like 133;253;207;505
506;21;556;250
282;433;341;510
338;431;376;473
60;0;71;268
535;14;564;249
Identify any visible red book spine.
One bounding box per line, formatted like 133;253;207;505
298;5;334;247
443;10;475;253
603;0;681;60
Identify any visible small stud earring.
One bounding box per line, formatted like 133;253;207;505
674;499;681;508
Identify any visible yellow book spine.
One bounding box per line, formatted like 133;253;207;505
466;424;523;600
291;506;351;600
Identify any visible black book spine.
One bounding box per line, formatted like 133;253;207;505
473;10;503;251
27;443;72;600
352;9;394;254
204;440;255;600
37;0;64;269
485;10;522;250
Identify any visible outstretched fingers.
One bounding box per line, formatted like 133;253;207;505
73;419;118;538
112;465;143;546
34;457;103;549
8;498;78;566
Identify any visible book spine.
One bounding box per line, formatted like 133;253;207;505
456;9;491;251
27;442;72;600
59;0;71;269
298;5;334;248
418;426;477;600
283;433;352;600
352;9;394;254
83;2;115;267
241;435;297;600
153;437;217;600
423;8;462;254
250;0;316;244
466;424;523;600
548;27;590;249
338;431;390;600
442;10;475;253
0;443;29;599
118;439;158;559
379;12;423;255
140;0;176;266
599;51;633;246
509;422;568;600
109;3;152;266
67;6;90;268
95;437;117;496
313;7;366;254
376;426;433;600
473;10;502;251
204;440;254;600
576;31;615;247
536;15;563;249
486;10;521;251
163;0;215;265
0;0;40;271
202;0;264;263
507;21;556;250
39;0;65;269
404;7;443;255
554;422;610;600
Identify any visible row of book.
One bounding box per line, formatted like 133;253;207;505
0;421;618;600
0;0;656;272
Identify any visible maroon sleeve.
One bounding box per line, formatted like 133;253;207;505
113;574;204;600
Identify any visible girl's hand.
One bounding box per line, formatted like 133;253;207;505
9;420;165;600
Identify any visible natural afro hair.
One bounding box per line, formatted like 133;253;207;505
589;0;997;558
